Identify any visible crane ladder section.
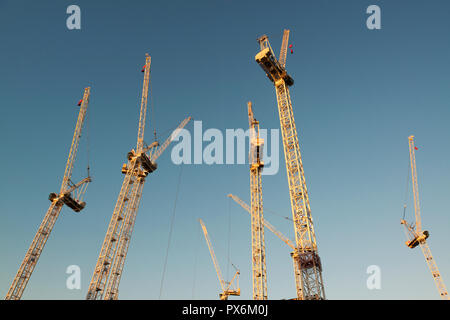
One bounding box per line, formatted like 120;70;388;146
274;79;325;300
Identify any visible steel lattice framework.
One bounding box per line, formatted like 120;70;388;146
5;87;92;300
247;101;268;300
228;194;295;251
199;219;240;300
86;54;191;299
401;136;448;299
255;30;325;300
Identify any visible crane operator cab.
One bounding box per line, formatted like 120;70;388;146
255;48;294;87
406;230;430;249
48;192;86;213
139;152;157;174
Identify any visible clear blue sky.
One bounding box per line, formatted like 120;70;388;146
1;0;450;300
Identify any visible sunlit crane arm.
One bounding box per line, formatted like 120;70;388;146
199;219;240;300
227;194;295;250
146;116;192;161
6;87;91;300
279;29;290;68
401;135;448;299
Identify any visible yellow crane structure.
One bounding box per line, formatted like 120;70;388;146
401;135;449;300
255;29;325;300
86;54;191;300
228;193;302;300
198;219;240;300
5;87;92;300
227;194;295;250
247;101;268;300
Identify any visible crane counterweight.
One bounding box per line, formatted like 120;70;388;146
255;48;293;87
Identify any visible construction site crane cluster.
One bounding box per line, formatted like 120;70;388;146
4;29;449;301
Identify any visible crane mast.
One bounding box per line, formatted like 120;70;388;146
255;29;325;300
199;219;240;300
86;54;191;299
248;101;267;300
5;87;92;300
401;135;449;299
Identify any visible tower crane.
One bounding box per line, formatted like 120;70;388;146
255;29;325;300
86;54;191;300
5;87;92;300
247;101;267;300
198;219;240;300
401;135;449;300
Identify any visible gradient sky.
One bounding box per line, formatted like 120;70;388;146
1;0;450;300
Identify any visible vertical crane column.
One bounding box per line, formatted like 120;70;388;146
248;102;267;300
103;175;145;300
255;30;325;300
86;53;191;299
401;136;449;299
6;87;91;300
86;55;152;300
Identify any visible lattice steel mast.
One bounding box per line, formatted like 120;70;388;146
401;135;449;299
6;87;92;300
199;219;240;300
228;194;295;250
86;54;190;299
247;101;268;300
255;29;325;300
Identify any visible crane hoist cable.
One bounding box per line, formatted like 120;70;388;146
265;207;293;222
191;221;201;299
159;165;183;299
